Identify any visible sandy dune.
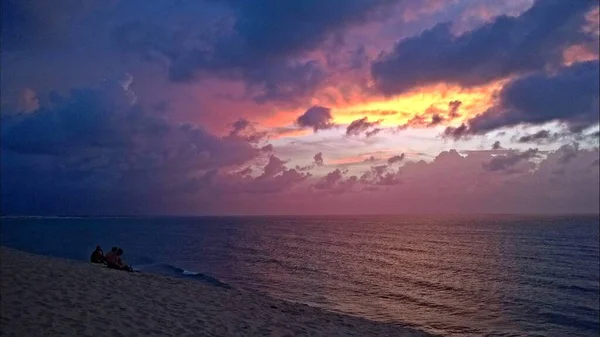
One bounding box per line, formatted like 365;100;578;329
0;247;429;336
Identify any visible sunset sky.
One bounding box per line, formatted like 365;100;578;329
1;0;599;215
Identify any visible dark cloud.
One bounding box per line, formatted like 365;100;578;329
0;0;101;51
470;61;599;133
230;118;251;136
313;152;324;166
483;148;540;172
296;106;335;131
245;168;310;194
314;169;344;190
296;152;325;171
346;117;382;136
518;130;553;143
0;80;260;214
228;118;267;143
260;155;287;178
492;141;502;150
372;0;597;95
443;123;469;140
445;61;600;138
112;0;398;103
400;114;444;129
448;100;462;118
557;143;580;164
359;165;400;186
387;154;406;164
430;114;443;125
260;144;274;153
313;168;358;194
223;0;396;62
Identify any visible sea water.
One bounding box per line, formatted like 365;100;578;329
2;215;598;336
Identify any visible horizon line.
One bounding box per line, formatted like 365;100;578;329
2;212;599;219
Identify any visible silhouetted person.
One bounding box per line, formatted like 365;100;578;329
90;245;105;264
115;248;133;272
105;247;118;267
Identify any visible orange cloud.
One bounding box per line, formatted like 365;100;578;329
332;81;505;126
259;79;506;137
268;128;313;140
563;44;599;65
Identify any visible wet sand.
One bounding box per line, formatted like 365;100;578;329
0;247;429;336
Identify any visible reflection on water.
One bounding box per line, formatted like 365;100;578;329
2;215;599;336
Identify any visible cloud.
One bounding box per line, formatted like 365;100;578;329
296;105;335;131
232;154;312;194
448;100;462;118
387;154;406;164
111;0;399;103
296;152;325;171
260;144;274;152
365;128;383;137
372;0;597;95
228;118;267;143
313;169;358;194
2;0;599;215
289;146;598;215
358;164;401;186
518;130;554;143
1;88;40;115
443;123;469;140
399;113;443;129
470;61;599;133
445;60;600;138
492;141;502;150
314;169;344;190
398;100;463;130
0;0;101;51
0;78;261;214
230;118;251;135
483;148;540;172
363;155;379;163
346;117;382;136
260;155;287;178
313;152;324;166
557;143;579;164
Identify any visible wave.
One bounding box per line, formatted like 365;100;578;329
133;261;231;289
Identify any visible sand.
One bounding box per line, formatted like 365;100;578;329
0;247;430;337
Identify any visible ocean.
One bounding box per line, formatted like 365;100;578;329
1;215;598;336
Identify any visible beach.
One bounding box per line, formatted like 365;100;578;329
0;247;427;337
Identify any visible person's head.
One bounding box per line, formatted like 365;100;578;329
111;247;118;253
116;248;123;256
96;245;101;251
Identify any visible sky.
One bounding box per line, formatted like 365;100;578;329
1;0;599;215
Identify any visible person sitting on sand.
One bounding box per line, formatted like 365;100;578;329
112;248;133;272
104;247;118;267
90;245;105;264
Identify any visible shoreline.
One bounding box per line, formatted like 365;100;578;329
0;247;431;336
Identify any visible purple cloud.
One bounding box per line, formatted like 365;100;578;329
387;154;405;164
483;149;540;172
296;106;335;131
372;0;597;95
445;61;600;138
346;117;382;136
